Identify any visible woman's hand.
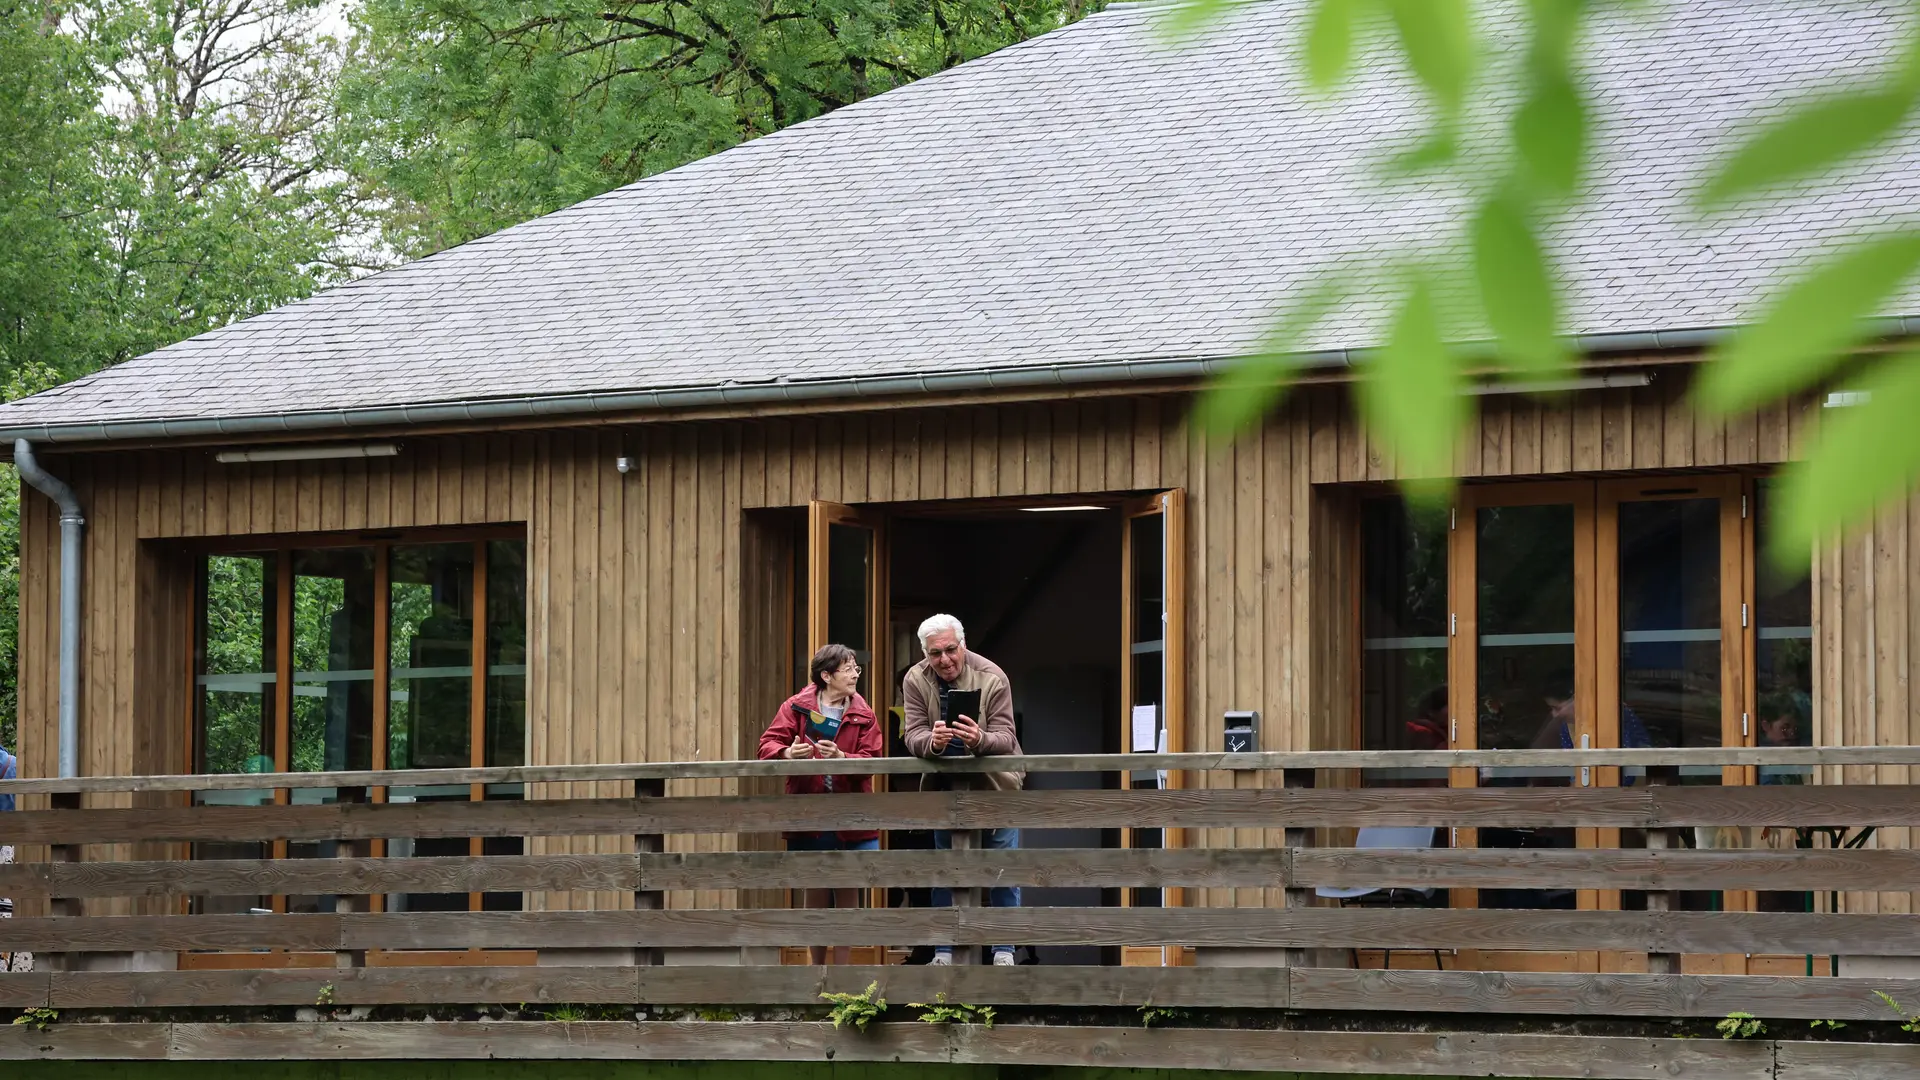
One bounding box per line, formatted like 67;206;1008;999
785;737;815;759
814;739;844;759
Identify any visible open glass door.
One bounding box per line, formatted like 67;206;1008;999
804;501;889;963
807;501;887;714
1120;490;1186;964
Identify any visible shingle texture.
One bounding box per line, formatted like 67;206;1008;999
5;0;1918;434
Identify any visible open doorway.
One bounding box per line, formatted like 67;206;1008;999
888;505;1124;966
741;491;1188;965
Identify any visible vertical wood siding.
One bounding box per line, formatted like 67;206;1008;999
16;373;1897;914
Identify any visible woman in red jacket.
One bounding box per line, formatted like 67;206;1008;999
757;643;882;964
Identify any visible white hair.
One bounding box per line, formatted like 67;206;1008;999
917;613;966;651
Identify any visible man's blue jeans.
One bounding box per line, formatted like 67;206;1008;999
931;827;1020;960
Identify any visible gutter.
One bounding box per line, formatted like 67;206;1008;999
13;440;84;778
0;321;1831;447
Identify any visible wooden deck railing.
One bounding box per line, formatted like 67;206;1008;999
3;748;1920;1073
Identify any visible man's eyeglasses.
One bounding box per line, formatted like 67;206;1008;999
925;645;961;659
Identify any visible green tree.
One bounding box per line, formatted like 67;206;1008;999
0;362;64;753
0;4;108;382
337;0;1106;257
70;0;373;366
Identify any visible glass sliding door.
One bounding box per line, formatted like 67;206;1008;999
1455;484;1593;914
1601;477;1745;929
1366;475;1811;974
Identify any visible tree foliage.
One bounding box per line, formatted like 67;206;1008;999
336;0;1101;256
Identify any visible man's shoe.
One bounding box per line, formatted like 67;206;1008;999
930;952;952;966
992;951;1016;966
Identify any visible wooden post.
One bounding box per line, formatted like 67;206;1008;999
41;791;82;972
334;786;370;970
634;777;665;967
948;827;976;965
1281;768;1315;969
1645;765;1679;975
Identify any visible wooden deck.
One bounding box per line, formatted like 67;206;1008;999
2;748;1919;1076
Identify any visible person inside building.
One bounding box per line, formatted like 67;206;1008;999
899;613;1024;966
758;643;882;965
1756;691;1811;785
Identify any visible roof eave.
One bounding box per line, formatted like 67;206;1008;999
3;318;1908;449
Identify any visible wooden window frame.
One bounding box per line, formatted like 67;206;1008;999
1360;474;1784;972
187;527;529;927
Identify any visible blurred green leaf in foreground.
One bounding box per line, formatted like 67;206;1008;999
1187;0;1920;569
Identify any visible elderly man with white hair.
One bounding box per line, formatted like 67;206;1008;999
899;613;1025;965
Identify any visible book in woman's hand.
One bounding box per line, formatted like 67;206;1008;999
792;703;842;743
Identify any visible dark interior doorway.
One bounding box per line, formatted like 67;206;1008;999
887;507;1124;966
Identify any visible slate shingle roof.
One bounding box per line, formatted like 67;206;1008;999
4;0;1917;439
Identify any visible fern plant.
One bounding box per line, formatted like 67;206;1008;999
821;981;887;1032
1140;1005;1190;1029
1874;991;1920;1033
1717;1012;1766;1040
913;993;995;1028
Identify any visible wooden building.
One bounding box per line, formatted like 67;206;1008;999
2;0;1916;966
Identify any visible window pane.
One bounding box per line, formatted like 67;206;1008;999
1127;511;1167;907
826;522;872;699
196;553;278;776
290;547;377;773
1361;499;1449;788
285;547;378;915
486;540;528;769
1619;499;1722;760
192;552;276;915
389;543;475;770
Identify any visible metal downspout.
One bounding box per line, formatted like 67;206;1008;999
13;439;84;778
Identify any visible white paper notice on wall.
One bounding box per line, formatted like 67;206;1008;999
1131;704;1158;753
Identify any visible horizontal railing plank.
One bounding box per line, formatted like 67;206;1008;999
1285;969;1920;1020
1292;847;1920;892
13;786;1919;845
4;745;1917;796
23;964;1290;1010
6;907;1916;956
0;1020;1802;1076
16;965;1920;1021
6;846;1918;899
